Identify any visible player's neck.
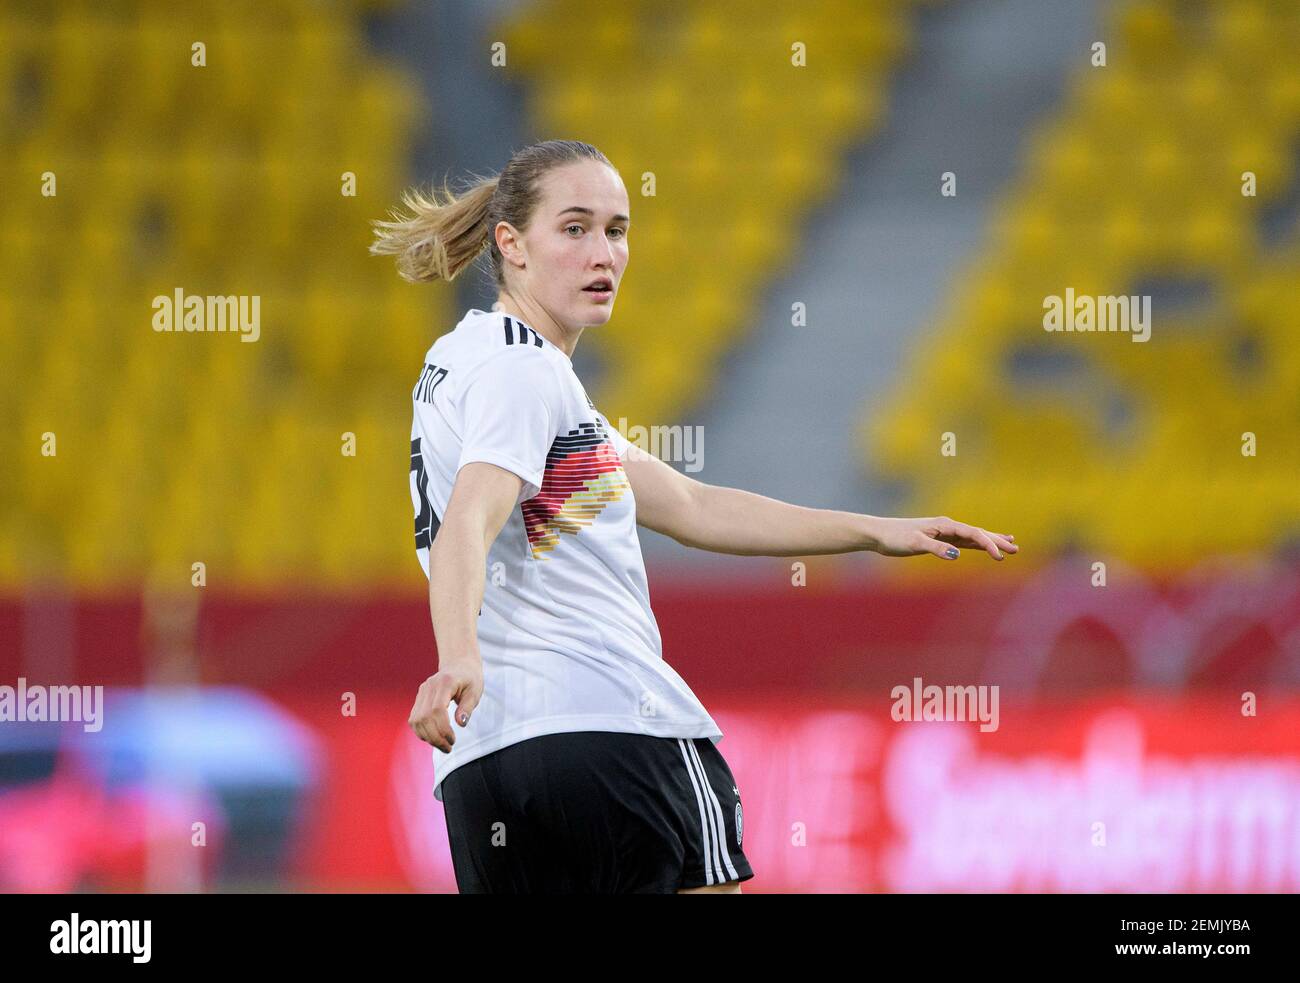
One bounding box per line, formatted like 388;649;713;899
496;292;580;361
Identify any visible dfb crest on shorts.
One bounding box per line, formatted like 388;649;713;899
735;801;743;847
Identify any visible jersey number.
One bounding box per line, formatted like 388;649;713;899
410;437;441;549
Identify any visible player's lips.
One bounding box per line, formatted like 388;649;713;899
582;277;613;301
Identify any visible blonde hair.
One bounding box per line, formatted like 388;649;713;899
370;139;613;287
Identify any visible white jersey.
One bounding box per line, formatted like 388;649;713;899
409;307;723;800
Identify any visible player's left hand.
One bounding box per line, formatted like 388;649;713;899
869;516;1018;561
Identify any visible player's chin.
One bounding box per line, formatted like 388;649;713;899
575;297;616;325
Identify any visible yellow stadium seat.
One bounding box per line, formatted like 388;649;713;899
861;0;1300;571
0;1;453;591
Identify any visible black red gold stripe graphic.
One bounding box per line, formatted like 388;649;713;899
522;421;629;557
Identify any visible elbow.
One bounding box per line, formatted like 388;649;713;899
669;478;709;549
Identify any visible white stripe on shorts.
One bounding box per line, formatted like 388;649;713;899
678;738;715;885
678;738;739;885
687;738;740;882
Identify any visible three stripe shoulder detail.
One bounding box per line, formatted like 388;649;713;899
503;315;545;349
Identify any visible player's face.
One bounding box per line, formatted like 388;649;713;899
524;160;630;328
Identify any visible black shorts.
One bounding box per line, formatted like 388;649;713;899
440;730;754;893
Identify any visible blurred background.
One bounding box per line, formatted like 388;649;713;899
1;0;1298;892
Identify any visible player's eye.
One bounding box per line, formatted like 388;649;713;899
609;227;626;239
565;224;584;236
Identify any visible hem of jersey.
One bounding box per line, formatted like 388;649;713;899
432;714;723;801
679;864;754;890
455;450;542;502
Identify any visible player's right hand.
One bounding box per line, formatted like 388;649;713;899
408;661;483;753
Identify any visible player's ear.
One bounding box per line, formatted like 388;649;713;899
495;220;525;271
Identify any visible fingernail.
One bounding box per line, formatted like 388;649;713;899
458;712;467;725
945;547;959;559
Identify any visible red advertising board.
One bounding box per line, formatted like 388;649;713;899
282;694;1300;893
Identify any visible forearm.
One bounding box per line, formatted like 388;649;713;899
678;483;885;557
426;524;488;667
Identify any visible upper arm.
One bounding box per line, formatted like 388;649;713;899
454;347;564;502
436;348;565;549
440;461;524;551
620;441;704;545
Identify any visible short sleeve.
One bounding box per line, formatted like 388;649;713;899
456;349;565;504
602;417;634;460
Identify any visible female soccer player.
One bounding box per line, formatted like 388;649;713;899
372;139;1017;894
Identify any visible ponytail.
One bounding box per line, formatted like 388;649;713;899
369;175;498;283
372;140;613;288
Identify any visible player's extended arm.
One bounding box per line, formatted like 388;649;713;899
408;461;520;753
621;445;1018;561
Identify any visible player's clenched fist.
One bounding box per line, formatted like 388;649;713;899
408;661;483;753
